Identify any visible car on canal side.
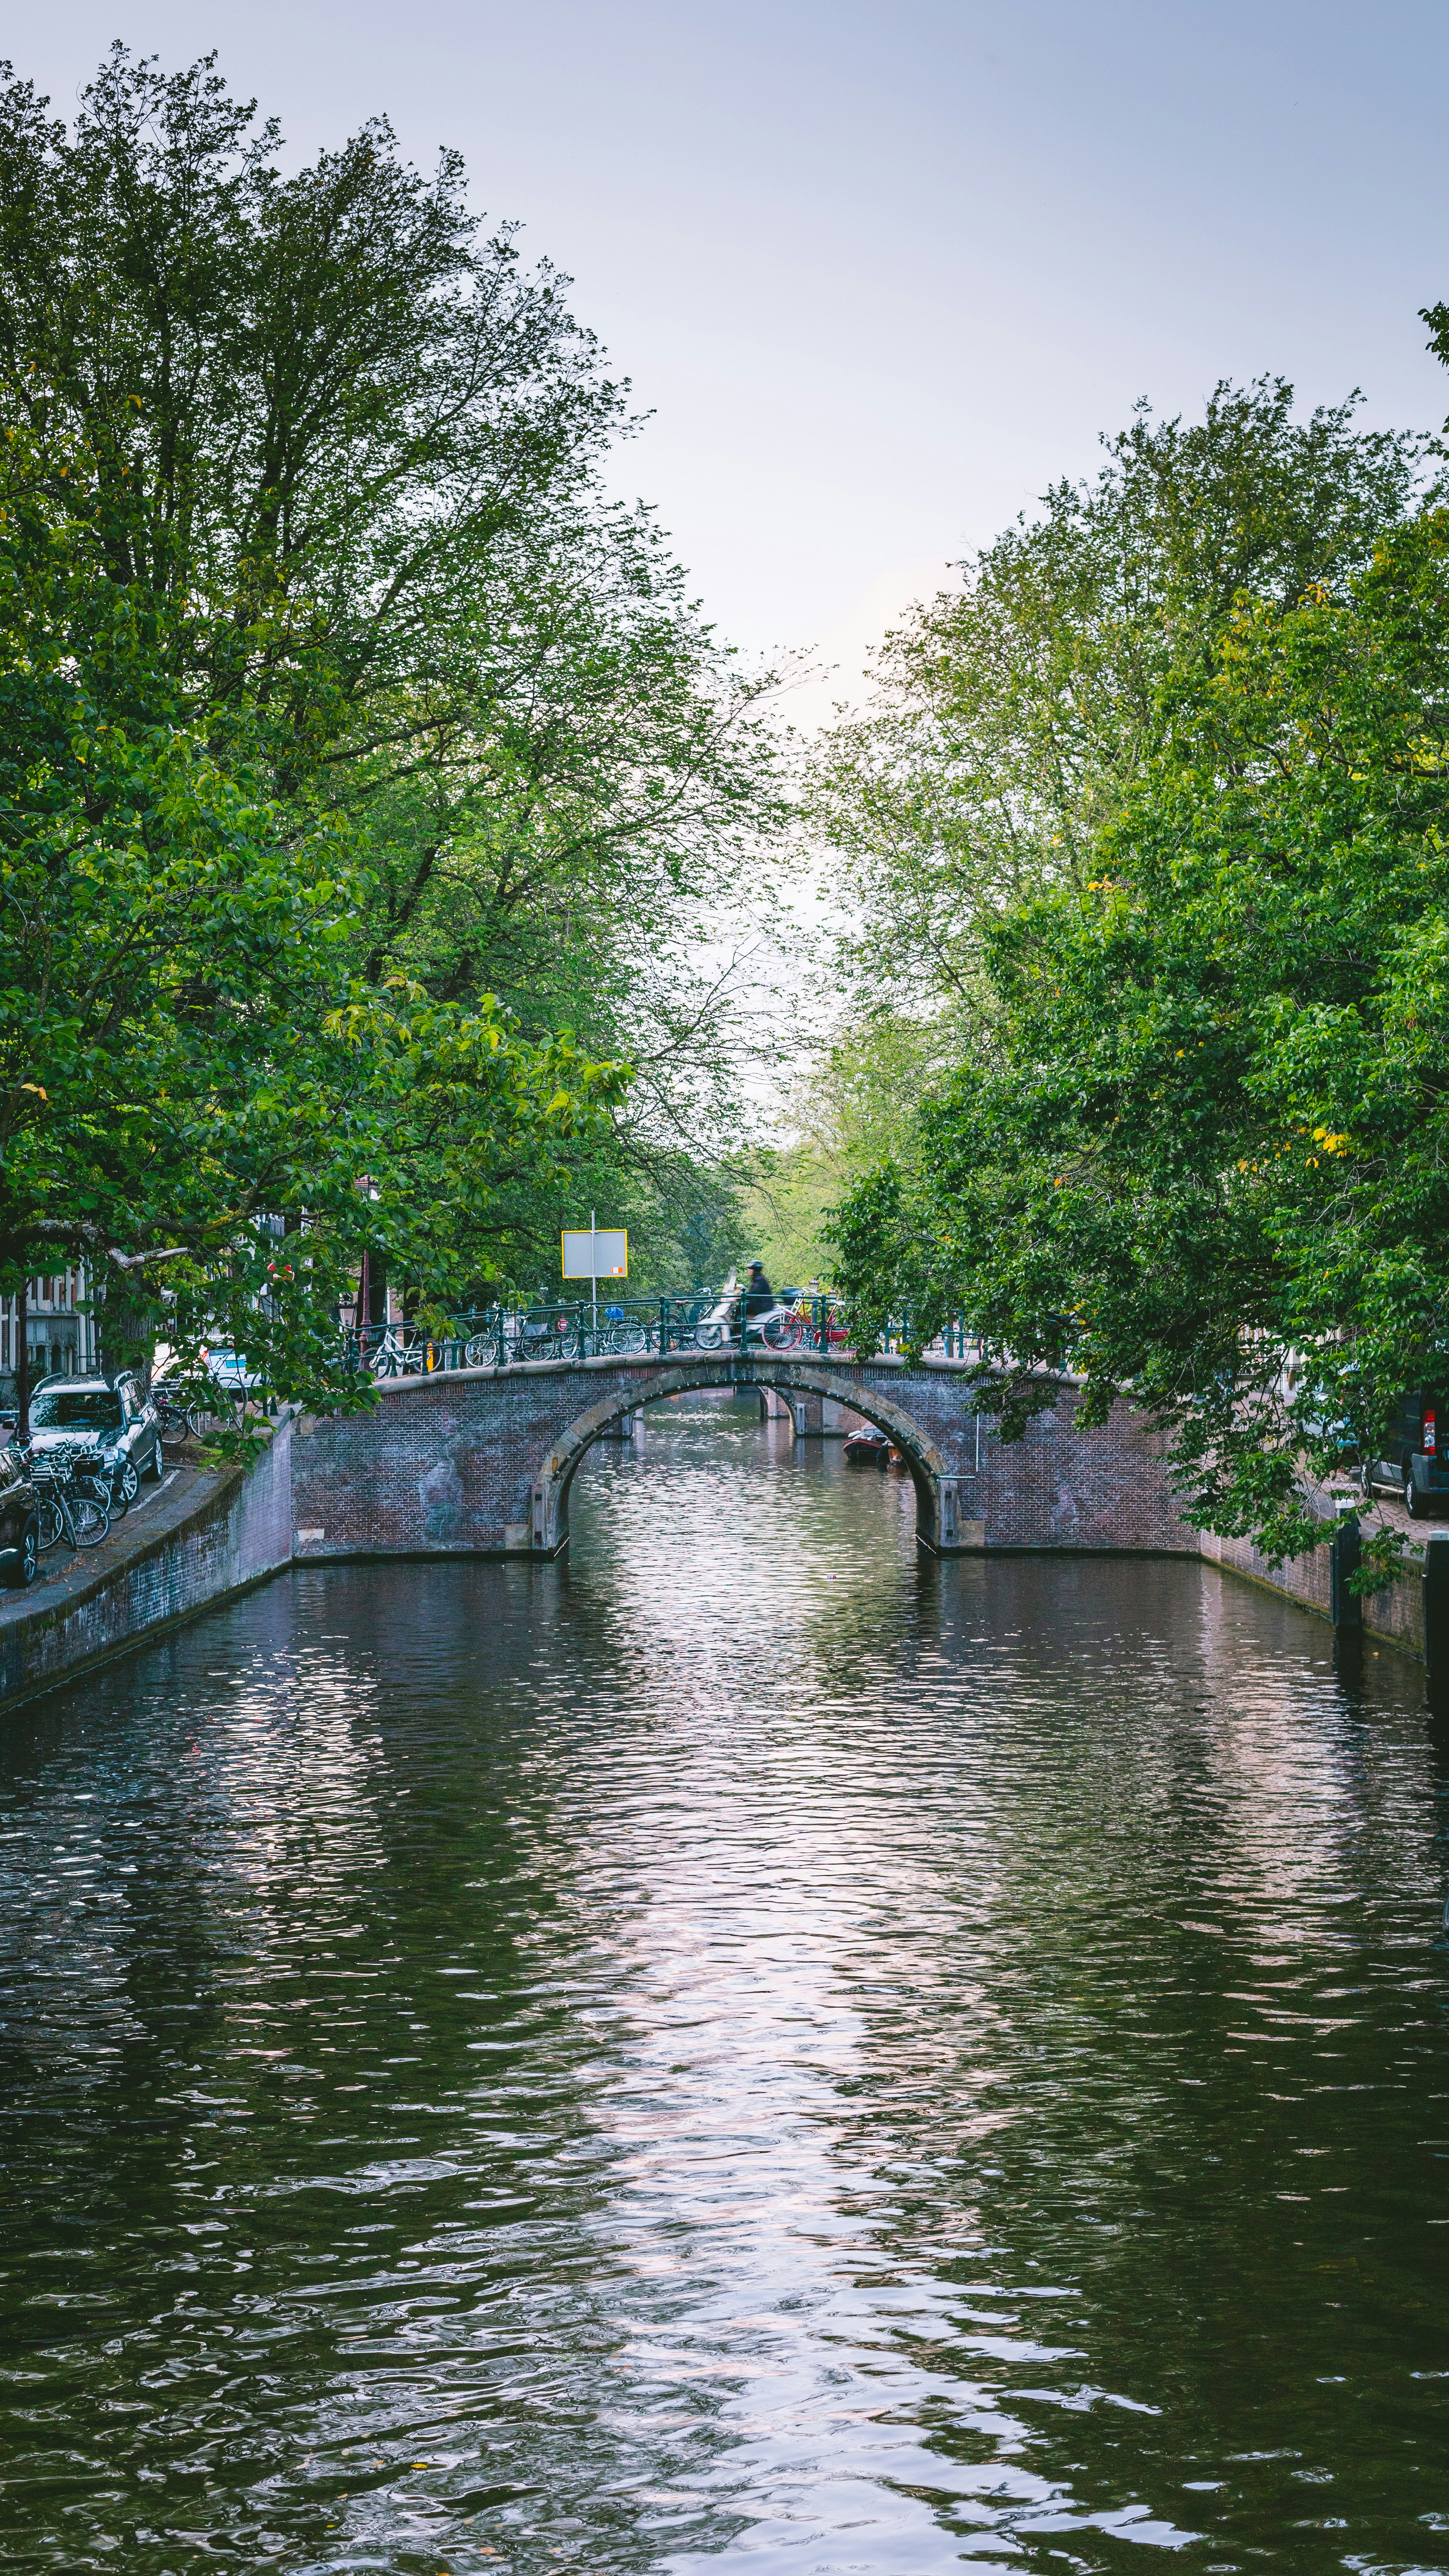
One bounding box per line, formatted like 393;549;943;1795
23;1373;164;1506
1361;1387;1449;1517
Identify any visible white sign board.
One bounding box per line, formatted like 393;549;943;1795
561;1227;627;1280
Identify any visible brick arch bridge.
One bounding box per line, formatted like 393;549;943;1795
289;1350;1193;1562
536;1357;954;1551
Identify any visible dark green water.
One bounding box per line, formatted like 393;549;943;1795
2;1389;1447;2574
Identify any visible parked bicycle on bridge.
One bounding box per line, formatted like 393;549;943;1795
374;1284;900;1373
461;1303;651;1366
364;1323;429;1378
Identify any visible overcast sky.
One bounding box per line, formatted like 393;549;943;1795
16;2;1449;704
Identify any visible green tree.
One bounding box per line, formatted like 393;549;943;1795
347;492;789;1283
0;44;787;1345
0;48;787;1238
0;430;620;1425
808;380;1424;1032
833;498;1449;1575
0;45;621;742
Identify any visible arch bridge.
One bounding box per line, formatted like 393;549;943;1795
289;1349;1190;1562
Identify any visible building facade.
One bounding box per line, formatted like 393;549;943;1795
0;1269;99;1402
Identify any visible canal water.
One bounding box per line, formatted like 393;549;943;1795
1;1390;1447;2575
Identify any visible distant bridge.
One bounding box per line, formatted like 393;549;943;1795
289;1349;1191;1560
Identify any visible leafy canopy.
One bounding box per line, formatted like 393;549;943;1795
829;375;1449;1573
0;426;620;1415
0;44;787;1394
808;379;1423;1026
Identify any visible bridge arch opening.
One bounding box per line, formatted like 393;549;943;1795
530;1359;961;1556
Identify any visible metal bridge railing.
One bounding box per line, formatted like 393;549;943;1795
342;1296;980;1377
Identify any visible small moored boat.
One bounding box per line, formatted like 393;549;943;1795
844;1426;892;1466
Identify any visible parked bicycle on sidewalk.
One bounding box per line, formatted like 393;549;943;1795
26;1447;109;1552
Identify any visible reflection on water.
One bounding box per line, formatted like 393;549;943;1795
1;1387;1447;2574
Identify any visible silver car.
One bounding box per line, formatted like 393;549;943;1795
24;1373;164;1505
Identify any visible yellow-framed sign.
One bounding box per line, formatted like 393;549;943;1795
561;1225;627;1281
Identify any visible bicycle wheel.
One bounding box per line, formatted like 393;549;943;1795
36;1498;64;1552
464;1335;495;1367
610;1322;647;1355
694;1321;725;1350
762;1313;803;1348
71;1495;109;1546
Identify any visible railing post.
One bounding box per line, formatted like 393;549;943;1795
1425;1531;1449;1694
1329;1499;1361;1631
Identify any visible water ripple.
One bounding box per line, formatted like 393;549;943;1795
0;1389;1446;2572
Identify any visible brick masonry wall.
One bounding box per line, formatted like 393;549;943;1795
292;1365;585;1557
962;1387;1196;1553
1199;1525;1425;1658
0;1413;294;1713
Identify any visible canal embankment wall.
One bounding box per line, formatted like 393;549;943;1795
0;1412;294;1715
1198;1523;1427;1660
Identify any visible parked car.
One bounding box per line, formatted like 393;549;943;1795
1361;1387;1449;1518
0;1442;39;1586
24;1373;164;1505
